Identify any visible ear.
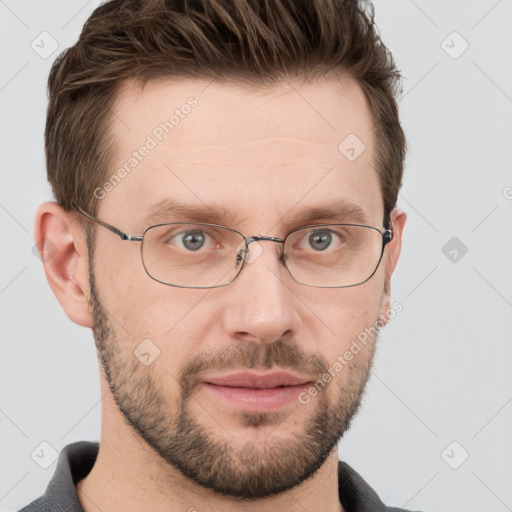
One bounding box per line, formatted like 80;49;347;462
378;207;407;325
33;201;93;328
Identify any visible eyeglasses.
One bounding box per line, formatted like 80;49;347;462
74;205;393;289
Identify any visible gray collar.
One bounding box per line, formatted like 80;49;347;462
19;441;414;512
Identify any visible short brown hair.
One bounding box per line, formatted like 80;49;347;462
46;0;406;225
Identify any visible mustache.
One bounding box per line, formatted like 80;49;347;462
177;338;329;400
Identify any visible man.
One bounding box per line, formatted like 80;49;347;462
22;0;413;510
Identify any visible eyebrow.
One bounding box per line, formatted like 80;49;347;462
141;198;370;230
141;198;249;227
285;202;369;226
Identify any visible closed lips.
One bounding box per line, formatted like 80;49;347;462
203;372;311;389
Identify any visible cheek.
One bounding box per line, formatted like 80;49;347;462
93;243;231;381
303;282;384;362
95;240;200;331
96;258;218;373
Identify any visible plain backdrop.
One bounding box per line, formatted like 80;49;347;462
1;1;511;511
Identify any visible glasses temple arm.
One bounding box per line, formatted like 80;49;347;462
73;203;142;241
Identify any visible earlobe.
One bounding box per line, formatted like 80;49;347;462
34;201;93;328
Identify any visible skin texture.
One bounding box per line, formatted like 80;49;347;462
35;76;406;512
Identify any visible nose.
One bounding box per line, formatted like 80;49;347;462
220;239;302;345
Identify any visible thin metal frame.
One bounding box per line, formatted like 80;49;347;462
74;204;393;289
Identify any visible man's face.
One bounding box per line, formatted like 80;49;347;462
88;76;397;498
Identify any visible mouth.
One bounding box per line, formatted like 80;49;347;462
201;371;313;413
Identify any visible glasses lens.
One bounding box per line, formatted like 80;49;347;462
141;224;246;288
283;224;384;287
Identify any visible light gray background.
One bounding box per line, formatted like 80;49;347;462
1;1;511;511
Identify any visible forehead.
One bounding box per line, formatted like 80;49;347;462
101;76;383;231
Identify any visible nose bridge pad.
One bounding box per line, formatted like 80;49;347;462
278;246;287;267
244;237;265;265
234;242;247;269
234;238;254;269
235;237;284;267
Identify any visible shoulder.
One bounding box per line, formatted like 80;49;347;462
16;495;49;512
338;460;428;512
15;441;99;512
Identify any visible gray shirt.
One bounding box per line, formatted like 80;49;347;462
18;441;421;512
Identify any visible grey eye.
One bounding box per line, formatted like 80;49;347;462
181;230;206;251
308;230;332;251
